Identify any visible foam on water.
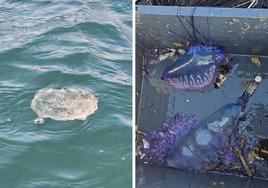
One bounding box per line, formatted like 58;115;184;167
31;87;98;121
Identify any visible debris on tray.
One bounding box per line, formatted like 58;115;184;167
145;48;178;66
177;48;186;55
247;151;257;164
136;130;147;136
247;139;268;164
144;48;181;76
172;42;184;48
233;146;253;177
214;64;231;89
159;48;177;62
237;76;261;109
238;75;262;107
210;180;225;186
254;75;262;83
251;56;261;66
136;126;145;157
245;76;261;95
214;72;227;89
144;48;159;66
254;139;268;161
214;58;232;89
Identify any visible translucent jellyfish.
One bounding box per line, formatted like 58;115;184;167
31;87;98;121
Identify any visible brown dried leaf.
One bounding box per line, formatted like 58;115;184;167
251;56;261;66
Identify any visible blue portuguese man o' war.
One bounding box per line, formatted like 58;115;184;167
158;11;226;91
166;103;242;171
162;45;225;91
139;103;243;171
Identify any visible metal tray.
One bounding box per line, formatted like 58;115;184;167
136;6;268;187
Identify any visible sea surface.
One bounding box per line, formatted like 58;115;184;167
0;0;132;187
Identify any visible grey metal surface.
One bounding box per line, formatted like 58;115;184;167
136;5;268;188
137;162;268;188
136;6;268;56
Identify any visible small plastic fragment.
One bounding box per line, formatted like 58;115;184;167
142;139;150;149
159;53;170;62
140;153;145;159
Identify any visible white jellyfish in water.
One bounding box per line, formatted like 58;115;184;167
31;87;98;121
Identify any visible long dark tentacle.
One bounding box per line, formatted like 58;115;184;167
177;7;210;45
176;8;194;44
190;7;197;43
206;11;212;46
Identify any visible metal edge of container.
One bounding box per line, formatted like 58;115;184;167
136;5;268;18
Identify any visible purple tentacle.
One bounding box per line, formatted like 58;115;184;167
141;113;199;164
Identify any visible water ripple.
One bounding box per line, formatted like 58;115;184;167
0;0;131;187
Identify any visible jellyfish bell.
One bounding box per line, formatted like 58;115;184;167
31;87;98;121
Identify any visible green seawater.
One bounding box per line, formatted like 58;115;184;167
0;1;132;187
